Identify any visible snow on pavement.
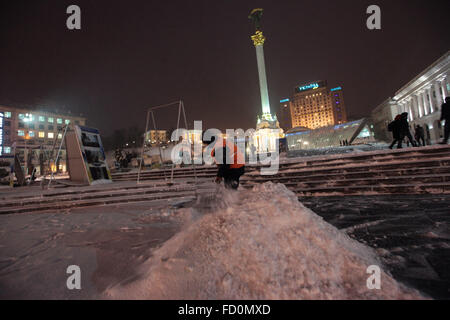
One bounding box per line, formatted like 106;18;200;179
104;182;423;300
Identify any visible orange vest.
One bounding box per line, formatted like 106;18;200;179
211;140;245;169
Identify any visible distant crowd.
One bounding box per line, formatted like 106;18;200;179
387;97;450;149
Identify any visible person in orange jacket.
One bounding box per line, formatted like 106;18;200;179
210;136;245;189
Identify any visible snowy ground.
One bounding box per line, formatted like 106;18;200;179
1;182;440;299
300;194;450;299
0;198;183;299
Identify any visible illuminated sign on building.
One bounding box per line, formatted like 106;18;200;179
295;81;327;93
280;98;290;103
331;87;342;92
297;83;319;92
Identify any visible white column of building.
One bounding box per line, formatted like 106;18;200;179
421;91;429;116
413;98;418;119
434;81;444;109
415;94;423;118
442;77;449;99
408;99;415;120
396;103;401;115
426;87;434;114
421;92;427;116
405;101;411;121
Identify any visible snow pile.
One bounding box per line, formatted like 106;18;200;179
104;182;423;300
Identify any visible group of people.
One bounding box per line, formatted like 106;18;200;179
388;97;450;149
388;112;417;149
114;148;133;169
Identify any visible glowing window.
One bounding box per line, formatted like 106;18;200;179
39;131;45;138
48;117;54;123
29;131;35;137
57;118;63;124
39;116;45;122
22;114;34;122
4;112;11;118
65;119;70;124
18;130;25;136
48;132;54;139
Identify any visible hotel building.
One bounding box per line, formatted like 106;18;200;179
287;80;348;130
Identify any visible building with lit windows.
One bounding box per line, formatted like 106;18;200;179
371;50;449;144
287;80;348;130
145;130;168;145
0;105;86;174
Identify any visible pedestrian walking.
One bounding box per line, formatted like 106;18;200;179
398;112;417;148
388;115;402;149
415;124;425;147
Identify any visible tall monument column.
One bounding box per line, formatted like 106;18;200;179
248;8;279;128
248;8;283;154
251;29;271;115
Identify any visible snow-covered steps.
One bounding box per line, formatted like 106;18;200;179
244;166;450;183
0;181;215;215
110;146;450;184
0;191;198;215
242;145;450;195
111;166;217;181
113;173;217;182
280;144;450;167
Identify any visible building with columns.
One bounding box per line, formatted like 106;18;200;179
371;51;449;144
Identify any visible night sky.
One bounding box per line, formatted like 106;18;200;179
0;0;448;135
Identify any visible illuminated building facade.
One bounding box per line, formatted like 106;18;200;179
289;81;348;130
145;130;168;145
371;50;449;144
0;105;86;173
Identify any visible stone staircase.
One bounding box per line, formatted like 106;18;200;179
0;181;213;215
2;145;449;214
241;145;450;196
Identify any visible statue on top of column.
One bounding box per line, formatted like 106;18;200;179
248;8;264;31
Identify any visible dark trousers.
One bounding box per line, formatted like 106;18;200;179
217;165;245;189
444;121;450;143
399;131;416;148
389;138;401;149
416;135;425;146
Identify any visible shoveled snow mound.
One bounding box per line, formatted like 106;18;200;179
104;182;424;300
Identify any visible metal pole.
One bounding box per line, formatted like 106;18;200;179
137;109;150;184
151;111;167;180
148;101;181;111
181;101;197;187
170;101;182;184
